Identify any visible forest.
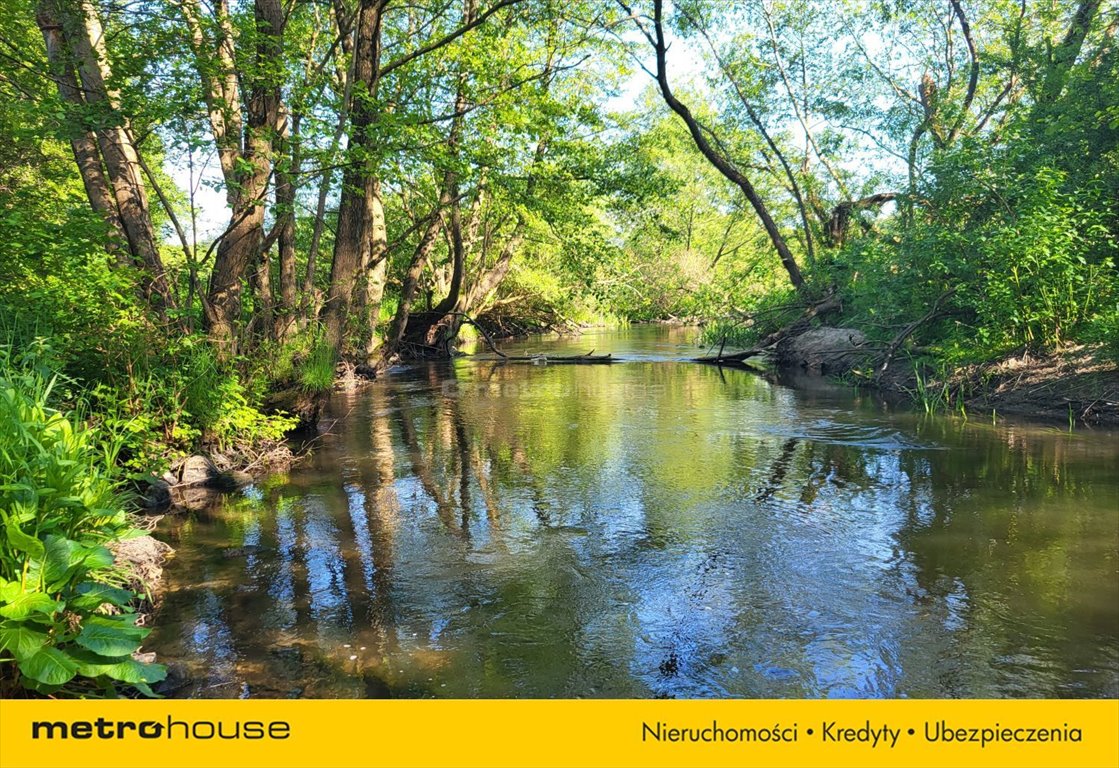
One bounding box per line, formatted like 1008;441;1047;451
0;0;1116;696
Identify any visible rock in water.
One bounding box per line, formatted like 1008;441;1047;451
178;454;218;487
173;484;218;511
207;469;254;491
777;327;867;374
136;477;172;509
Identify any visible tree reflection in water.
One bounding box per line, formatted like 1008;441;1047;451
148;329;1119;699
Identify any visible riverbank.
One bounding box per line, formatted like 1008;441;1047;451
494;320;1119;428
864;343;1119;428
0;357;172;697
697;307;1119;429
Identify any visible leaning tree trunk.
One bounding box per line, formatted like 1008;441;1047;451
35;0;126;263
46;0;175;313
409;197;467;354
382;196;451;358
649;0;805;292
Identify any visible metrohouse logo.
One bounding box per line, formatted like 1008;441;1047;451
31;716;291;740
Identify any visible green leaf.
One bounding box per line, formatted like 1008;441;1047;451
0;592;63;620
131;681;160;698
75;616;147;656
40;535;83;590
84;613;148;635
0;580;20;603
0;622;49;660
18;646;78;686
72;650;166;684
72;582;133;610
5;518;44;560
79;546;115;570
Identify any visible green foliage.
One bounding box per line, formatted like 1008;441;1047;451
300;336;337;393
968;167;1114;349
1;310;298;474
699;287;803;349
602;110;782;324
1083;303;1119;362
0;350;165;697
828;139;1118;371
0;0;1115;460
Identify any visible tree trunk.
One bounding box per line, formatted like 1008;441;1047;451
54;0;174;312
35;0;126;263
251;243;274;343
181;0;284;354
321;0;386;357
649;0;806;292
825;193;898;247
302;0;356;318
274;106;299;342
383;201;449;354
1038;0;1103;105
360;182;389;360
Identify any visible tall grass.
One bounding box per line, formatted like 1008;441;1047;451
300;335;336;392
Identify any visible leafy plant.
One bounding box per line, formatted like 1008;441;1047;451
0;351;165;696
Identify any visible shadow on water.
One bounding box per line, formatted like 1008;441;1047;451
148;327;1119;698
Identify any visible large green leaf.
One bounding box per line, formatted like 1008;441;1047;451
75;616;147;656
72;582;133;610
0;592;62;620
0;622;49;660
0;580;21;603
4;518;44;560
18;646;78;686
84;613;148;635
71;650;167;684
31;538;116;592
79;546;115;570
40;535;83;590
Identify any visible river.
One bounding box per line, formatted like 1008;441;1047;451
147;326;1119;698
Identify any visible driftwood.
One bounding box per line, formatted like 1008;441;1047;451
695;293;841;365
486;350;616;364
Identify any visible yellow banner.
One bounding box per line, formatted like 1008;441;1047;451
1;699;1117;768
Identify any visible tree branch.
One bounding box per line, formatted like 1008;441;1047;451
379;0;522;78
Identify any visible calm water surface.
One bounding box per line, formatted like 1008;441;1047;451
148;326;1119;698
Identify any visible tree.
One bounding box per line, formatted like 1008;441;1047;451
178;0;288;355
34;0;175;314
625;0;807;292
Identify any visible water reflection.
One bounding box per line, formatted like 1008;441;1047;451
149;328;1119;698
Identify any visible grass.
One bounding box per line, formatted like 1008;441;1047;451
300;336;336;392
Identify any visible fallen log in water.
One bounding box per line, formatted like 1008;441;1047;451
483;350;617;364
693;353;769;371
694;293;841;366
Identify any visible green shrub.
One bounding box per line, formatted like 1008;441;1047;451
1084;302;1119;362
967;168;1116;350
